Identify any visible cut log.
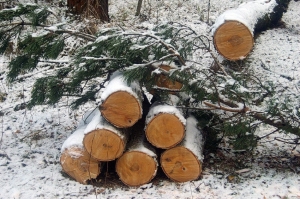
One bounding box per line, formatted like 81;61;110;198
145;102;186;149
60;125;101;184
154;65;183;91
99;74;143;128
116;118;157;187
161;115;204;182
211;0;290;60
83;109;129;161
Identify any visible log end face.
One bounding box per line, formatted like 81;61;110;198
83;129;125;161
161;146;202;182
100;91;142;128
60;147;100;184
213;20;254;60
145;113;185;149
116;151;157;187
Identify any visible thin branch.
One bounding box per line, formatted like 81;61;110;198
203;101;250;113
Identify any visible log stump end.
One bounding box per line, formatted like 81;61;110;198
145;113;185;149
161;146;202;182
60;147;100;184
83;129;125;161
116;151;157;187
100;91;142;128
213;20;254;60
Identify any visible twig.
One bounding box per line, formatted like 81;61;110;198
203;101;250;113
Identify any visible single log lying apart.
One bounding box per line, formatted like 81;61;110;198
145;102;186;149
60;125;101;184
116;119;157;186
99;74;143;128
211;0;290;60
161;116;204;182
83;109;128;161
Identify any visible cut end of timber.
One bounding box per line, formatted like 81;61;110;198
161;146;202;182
116;151;157;187
100;91;142;128
60;147;100;184
83;129;125;161
155;65;183;91
145;113;185;149
213;20;254;61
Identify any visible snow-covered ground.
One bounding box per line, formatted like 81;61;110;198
0;0;300;198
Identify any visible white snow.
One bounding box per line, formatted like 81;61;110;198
211;0;278;34
145;102;186;126
0;0;300;198
182;115;205;162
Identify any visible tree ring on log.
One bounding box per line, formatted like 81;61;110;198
161;146;202;182
60;147;100;184
116;151;157;187
83;129;125;161
213;20;254;60
145;113;185;149
100;91;142;128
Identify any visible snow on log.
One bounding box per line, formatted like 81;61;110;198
83;109;129;161
145;102;186;149
99;74;143;128
116;118;158;187
60;125;101;184
161;115;204;182
211;0;290;60
153;64;183;92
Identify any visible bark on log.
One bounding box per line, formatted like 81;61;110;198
83;109;129;161
145;102;186;149
212;0;290;60
60;125;101;184
99;74;143;128
161;116;204;182
116;118;157;187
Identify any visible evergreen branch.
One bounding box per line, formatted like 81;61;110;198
123;32;186;65
82;57;125;61
203;101;250;113
46;28;96;41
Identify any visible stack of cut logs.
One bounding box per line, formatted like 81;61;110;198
60;69;204;186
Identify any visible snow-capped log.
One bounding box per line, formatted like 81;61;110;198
160;116;204;182
60;125;101;184
116;118;158;187
99;74;143;128
145;102;186;149
211;0;290;60
83;109;129;161
153;64;183;92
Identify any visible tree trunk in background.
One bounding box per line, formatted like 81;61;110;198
135;0;143;16
67;0;109;22
211;0;290;60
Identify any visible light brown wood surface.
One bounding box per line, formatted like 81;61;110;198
116;151;157;186
83;129;126;161
145;113;185;149
213;20;254;60
155;65;183;91
60;147;100;184
160;146;202;182
100;91;142;128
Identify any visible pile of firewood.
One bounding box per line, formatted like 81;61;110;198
60;69;204;186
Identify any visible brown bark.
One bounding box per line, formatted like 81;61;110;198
67;0;109;22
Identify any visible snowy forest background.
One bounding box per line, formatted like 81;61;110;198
0;0;299;198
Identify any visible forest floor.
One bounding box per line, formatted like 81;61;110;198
0;0;300;198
